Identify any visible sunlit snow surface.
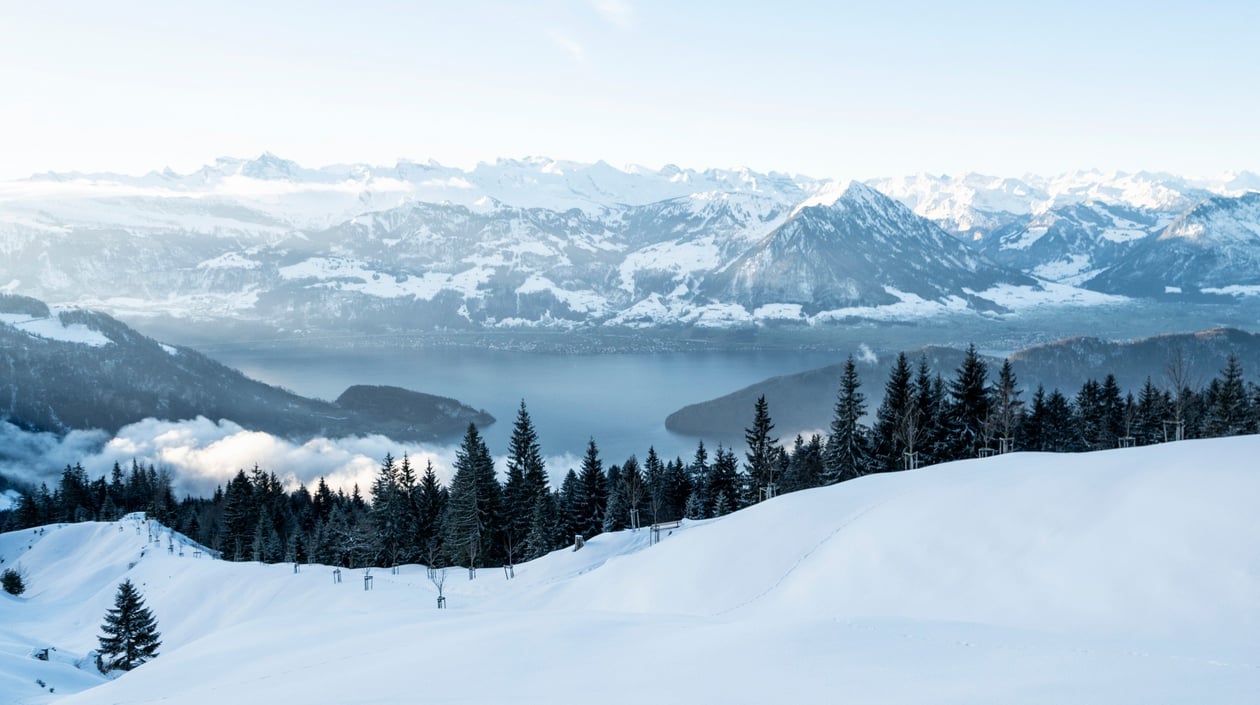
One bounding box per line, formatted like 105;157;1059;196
2;437;1258;704
870;169;1260;236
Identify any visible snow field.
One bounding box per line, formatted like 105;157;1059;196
0;312;111;348
1;436;1258;703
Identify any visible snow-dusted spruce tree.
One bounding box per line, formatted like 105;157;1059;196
504;400;550;557
1204;354;1250;437
988;358;1024;452
707;446;740;517
947;344;991;459
824;356;872;483
98;579;161;672
577;439;607;539
523;491;561;560
744;395;780;500
873;352;914;472
603;463;627;532
443;423;502;577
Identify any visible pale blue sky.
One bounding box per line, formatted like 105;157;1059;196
1;0;1256;180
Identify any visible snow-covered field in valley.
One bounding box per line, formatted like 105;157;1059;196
2;436;1258;704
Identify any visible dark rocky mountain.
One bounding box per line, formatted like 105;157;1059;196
0;295;492;442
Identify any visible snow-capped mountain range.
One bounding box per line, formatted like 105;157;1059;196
1;155;1257;332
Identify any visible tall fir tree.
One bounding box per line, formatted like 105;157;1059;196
442;424;500;574
1022;385;1048;451
618;455;646;529
913;355;947;466
370;453;408;567
1204;354;1250;436
1100;374;1126;447
1134;377;1167;445
98;579;161;672
219;469;256;561
558;469;583;542
664;458;691;522
1042;389;1080;452
707;445;741;517
1076;379;1106;450
744;395;780;499
784;434;826;491
523;491;562;559
603;464;627;532
313;477;334;522
824;356;872;483
577;439;608;539
644;446;666;525
947;344;991;459
686;441;711;517
395;454;420;561
415;460;447;567
989;358;1024;452
872;352;914;472
503;400;547;554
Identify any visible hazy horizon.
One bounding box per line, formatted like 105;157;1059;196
6;150;1259;185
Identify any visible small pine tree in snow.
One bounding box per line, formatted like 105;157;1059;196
711;489;733;518
98;579;161;672
1;567;25;596
683;490;705;520
523;492;561;559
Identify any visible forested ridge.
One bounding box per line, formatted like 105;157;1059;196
4;348;1258;573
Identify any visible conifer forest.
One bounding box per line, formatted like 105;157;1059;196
5;349;1257;572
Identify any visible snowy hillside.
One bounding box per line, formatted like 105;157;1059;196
2;437;1257;704
1086;192;1260;297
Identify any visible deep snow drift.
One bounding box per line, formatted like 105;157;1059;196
2;437;1258;704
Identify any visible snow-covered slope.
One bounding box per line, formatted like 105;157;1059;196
980;201;1167;284
869;169;1256;239
1086;192;1260;297
2;437;1257;704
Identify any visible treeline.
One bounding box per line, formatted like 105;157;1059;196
6;461;177;529
3;348;1258;572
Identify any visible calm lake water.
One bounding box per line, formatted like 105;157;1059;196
206;346;847;466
